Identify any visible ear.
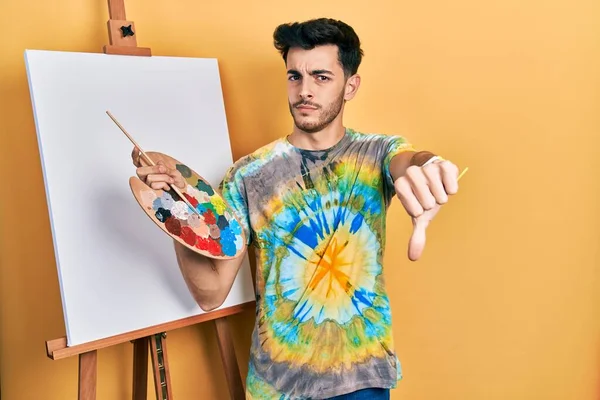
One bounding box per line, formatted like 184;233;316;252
344;74;361;100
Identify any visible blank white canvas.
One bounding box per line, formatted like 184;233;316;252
24;49;255;346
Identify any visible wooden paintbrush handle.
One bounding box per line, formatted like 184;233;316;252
106;110;201;215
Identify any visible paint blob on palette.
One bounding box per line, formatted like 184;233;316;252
129;153;246;260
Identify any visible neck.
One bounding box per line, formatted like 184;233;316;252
288;120;346;151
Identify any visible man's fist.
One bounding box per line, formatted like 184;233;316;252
394;159;460;261
130;147;186;191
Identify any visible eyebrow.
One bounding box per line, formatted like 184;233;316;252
287;69;335;76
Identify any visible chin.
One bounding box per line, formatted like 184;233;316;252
294;118;319;133
295;122;324;134
292;116;318;132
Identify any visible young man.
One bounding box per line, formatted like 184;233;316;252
133;18;460;400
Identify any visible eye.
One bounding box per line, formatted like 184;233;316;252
316;75;329;81
288;74;300;81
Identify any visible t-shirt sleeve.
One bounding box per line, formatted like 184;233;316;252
218;164;253;246
381;135;415;199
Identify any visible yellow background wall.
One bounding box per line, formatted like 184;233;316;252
1;0;598;399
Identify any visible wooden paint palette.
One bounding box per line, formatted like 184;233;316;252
129;152;246;260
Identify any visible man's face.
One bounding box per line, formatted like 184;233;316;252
285;45;359;133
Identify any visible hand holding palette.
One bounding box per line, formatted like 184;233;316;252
107;111;247;260
129;155;246;259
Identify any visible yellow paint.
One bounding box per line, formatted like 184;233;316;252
1;0;599;399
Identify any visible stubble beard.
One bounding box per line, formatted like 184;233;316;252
289;89;345;134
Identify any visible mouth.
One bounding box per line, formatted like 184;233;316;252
295;105;319;112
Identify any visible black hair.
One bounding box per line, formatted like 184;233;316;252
273;18;364;77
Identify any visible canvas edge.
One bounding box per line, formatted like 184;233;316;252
23;49;74;346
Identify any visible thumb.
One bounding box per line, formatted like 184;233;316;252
408;218;428;261
138;152;152;167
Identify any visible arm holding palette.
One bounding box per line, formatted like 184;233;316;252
173;241;247;311
132;149;249;311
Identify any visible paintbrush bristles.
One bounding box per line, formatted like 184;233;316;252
106;110;202;216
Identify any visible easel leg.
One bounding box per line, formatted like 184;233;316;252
150;333;173;400
78;350;97;400
214;318;245;400
132;337;149;400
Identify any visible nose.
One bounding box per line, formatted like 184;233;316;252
299;79;313;100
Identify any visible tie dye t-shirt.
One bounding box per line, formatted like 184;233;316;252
218;128;414;399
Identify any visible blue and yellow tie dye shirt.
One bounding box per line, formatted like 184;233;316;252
219;128;414;399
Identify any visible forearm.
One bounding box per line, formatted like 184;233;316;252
173;241;246;311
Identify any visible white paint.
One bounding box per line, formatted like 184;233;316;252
170;201;190;220
24;50;255;346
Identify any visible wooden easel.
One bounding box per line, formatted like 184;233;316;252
46;303;253;400
44;2;253;399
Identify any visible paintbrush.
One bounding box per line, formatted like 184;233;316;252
106;111;202;218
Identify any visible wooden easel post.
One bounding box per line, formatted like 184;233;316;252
43;2;250;399
103;0;151;56
150;333;173;400
132;337;149;400
78;351;97;400
214;318;245;400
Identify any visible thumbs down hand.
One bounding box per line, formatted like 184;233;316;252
393;158;463;261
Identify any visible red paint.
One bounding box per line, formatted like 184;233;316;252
165;217;181;236
184;192;199;207
194;237;222;256
206;237;222;256
203;209;216;225
180;226;197;246
195;237;210;251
